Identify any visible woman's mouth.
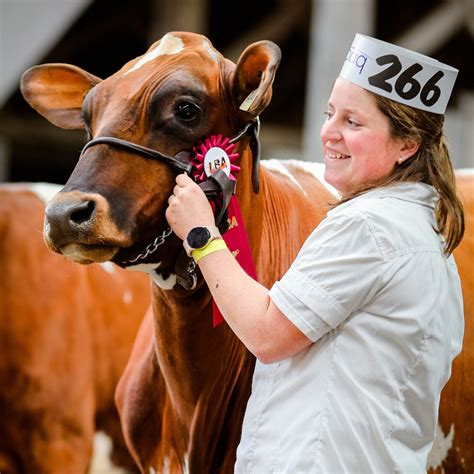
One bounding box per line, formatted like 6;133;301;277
326;151;351;160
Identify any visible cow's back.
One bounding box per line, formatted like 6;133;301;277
0;183;150;473
258;160;335;286
429;171;474;473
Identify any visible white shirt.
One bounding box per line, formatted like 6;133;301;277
235;183;464;474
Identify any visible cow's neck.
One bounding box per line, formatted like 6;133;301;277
148;142;263;442
150;281;253;465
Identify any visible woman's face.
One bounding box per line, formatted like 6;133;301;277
320;77;404;195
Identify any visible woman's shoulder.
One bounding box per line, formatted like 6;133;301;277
327;183;443;258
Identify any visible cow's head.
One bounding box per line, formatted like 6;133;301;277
21;32;280;286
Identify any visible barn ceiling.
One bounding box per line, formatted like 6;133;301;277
0;0;472;183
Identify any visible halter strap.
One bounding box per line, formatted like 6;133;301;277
79;120;260;185
80;136;193;174
80;121;261;290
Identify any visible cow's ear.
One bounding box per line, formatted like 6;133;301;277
20;64;102;129
232;41;281;117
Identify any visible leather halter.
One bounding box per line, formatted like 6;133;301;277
79;119;261;192
80;136;194;174
78;120;261;290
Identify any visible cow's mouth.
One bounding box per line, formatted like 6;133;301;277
59;243;119;264
113;227;178;268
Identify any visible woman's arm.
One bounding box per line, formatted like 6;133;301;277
166;173;312;363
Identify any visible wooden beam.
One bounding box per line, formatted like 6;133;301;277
147;0;209;44
223;0;310;62
395;1;468;55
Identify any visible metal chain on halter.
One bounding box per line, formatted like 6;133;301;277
127;227;173;263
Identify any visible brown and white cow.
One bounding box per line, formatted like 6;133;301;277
0;183;151;473
20;32;473;473
428;169;474;473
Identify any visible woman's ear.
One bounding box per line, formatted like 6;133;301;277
399;139;420;162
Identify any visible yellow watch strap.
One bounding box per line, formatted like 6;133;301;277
192;238;227;263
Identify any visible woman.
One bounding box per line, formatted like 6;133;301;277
166;34;464;473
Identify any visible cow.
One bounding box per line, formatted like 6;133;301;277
19;31;473;473
427;169;474;474
0;183;151;473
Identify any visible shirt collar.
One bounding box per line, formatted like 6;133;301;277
329;182;438;215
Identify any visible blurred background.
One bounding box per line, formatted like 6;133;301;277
0;0;473;185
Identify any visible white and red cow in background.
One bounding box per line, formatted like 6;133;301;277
0;183;151;473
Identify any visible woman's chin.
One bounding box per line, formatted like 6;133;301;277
323;170;345;195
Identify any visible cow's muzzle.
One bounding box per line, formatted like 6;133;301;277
44;191;129;263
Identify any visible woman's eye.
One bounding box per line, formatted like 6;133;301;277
323;111;333;120
175;102;201;123
347;119;359;127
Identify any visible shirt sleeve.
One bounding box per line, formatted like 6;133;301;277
269;211;384;341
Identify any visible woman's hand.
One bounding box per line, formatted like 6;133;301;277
165;173;215;241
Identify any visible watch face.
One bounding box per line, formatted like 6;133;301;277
187;227;211;249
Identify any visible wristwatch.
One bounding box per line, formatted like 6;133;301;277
183;226;221;257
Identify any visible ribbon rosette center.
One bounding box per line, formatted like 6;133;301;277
191;134;240;183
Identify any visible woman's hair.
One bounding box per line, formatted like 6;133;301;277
337;93;465;255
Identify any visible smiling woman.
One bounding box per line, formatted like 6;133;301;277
166;33;465;473
321;77;420;196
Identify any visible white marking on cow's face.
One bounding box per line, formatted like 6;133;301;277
125;262;177;290
27;182;62;205
123;290;132;304
100;261;116;274
426;423;455;470
202;39;219;62
261;159;307;196
89;431;128;474
149;468;157;474
125;34;185;75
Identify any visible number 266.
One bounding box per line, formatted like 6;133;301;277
368;54;444;107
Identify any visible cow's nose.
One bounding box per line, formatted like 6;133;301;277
68;200;96;226
46;199;96;232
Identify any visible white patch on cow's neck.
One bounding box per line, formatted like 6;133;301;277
426;423;455;470
125;262;177;289
151;272;177;290
202;39;219;62
125;262;162;273
125;34;185;75
27;182;62;205
261;159;307;196
100;261;116;274
151;454;189;473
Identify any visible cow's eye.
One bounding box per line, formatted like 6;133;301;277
175;102;200;123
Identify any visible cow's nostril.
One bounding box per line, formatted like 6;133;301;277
69;200;96;225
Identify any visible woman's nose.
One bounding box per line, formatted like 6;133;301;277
320;117;342;143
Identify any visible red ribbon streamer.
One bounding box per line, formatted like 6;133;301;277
212;195;257;327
